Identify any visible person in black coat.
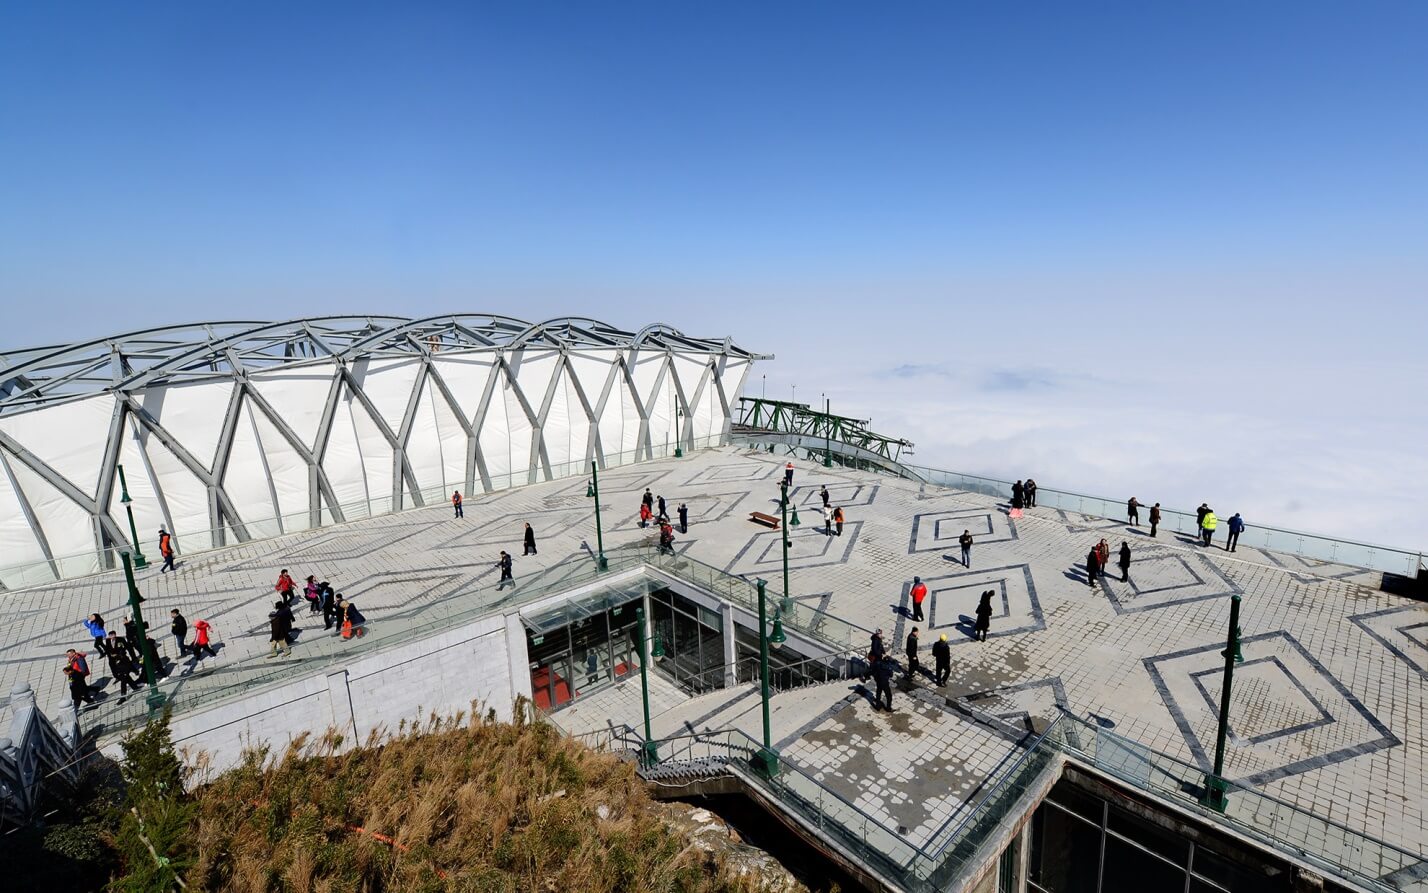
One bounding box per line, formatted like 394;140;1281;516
1119;542;1132;582
975;591;994;642
677;503;689;534
932;634;951;685
496;551;514;590
267;604;292;657
523;522;537;556
107;647;142;702
1012;480;1025;509
872;656;895;711
1086;548;1100;588
905;628;920;680
320;584;339;629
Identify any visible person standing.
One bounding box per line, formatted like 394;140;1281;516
1096;538;1110;569
451;490;464;519
1127;497;1140;526
639;502;652;529
82;613;109;658
975;590;994;642
523;522;537;556
820;485;830;508
1227;513;1245;552
822;504;833;536
642;488;654;511
191;618;217;660
657;495;667;520
321;586;340;630
833;506;845;537
872;655;894;711
1118;542;1132;583
869;628;886;664
932;634;951;686
267;606;292;658
959;530;973;568
677;502;689;534
1086;546;1101;588
784;462;794;487
1149;503;1162;537
496;551;514;589
158;528;176;573
910;576;928;622
1012;480;1025;509
272;600;296;645
1196;503;1210;535
1201;509;1218;547
658;520;675;555
905;627;921;681
1025;479;1037;507
169;609;189;658
340;600;367;639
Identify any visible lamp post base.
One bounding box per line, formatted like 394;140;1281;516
751;747;780;779
641;740;660;768
1200;775;1228;812
145;688;168;712
597;553;608;571
674;447;683;458
132;553;149;570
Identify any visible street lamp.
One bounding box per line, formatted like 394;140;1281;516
635;605;659;767
778;482;801;610
752;579;781;778
585;461;608;571
117;464;148;569
121;552;166;711
674;402;683;459
823;395;833;468
1202;593;1245;812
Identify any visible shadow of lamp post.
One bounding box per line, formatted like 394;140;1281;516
1202;592;1245;812
117;464;147;569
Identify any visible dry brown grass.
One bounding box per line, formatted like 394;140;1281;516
185;702;769;892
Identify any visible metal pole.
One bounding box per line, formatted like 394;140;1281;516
674;404;683;458
754;579;779;777
780;482;791;604
590;461;608;571
117;465;148;569
1203;593;1242;812
824;397;833;467
636;605;658;766
121;552;166;710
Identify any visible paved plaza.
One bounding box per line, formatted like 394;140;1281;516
3;446;1426;860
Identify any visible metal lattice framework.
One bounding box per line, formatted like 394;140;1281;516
0;316;767;585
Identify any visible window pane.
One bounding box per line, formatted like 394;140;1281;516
1108;805;1189;866
1029;804;1101;893
1102;835;1186;893
1046;782;1106;824
1192;845;1266;890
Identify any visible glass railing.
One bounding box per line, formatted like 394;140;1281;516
1058;713;1421;891
732;434;1425;578
0;436;732;590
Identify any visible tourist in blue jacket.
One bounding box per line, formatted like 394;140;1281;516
1227;513;1245;552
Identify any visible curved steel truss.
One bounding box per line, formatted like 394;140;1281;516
0;316;767;586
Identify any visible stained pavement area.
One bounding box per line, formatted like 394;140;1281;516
1;445;1425;860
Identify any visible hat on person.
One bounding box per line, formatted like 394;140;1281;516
939;634;948;642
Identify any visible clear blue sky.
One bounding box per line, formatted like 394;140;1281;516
3;2;1426;544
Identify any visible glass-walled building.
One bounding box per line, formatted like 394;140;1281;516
523;579;646;712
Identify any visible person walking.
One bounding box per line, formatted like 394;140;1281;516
1012;480;1025;509
191;618;217;660
784;462;794;487
1201;508;1218;547
872;655;895;711
905;628;921;681
910;576;928;622
677;502;689;534
523;522;537;556
451;490;463;519
1086;546;1101;588
657;495;667;520
932;634;951;685
975;590;994;642
959;530;973;568
1127;497;1140;526
1149;503;1162;537
496;551;514;590
820;485;830;508
868;628;886;673
82;613;109;658
639;502;652;529
272;600;296;645
275;569;296;605
267;605;292;658
64;652;96;710
107;643;142;702
1227;513;1245;552
658;520;676;555
833;506;845;537
122;617;143;662
822;504;833;536
642;488;654;511
1118;542;1132;583
158;527;176;573
1025;479;1037;507
169;609;189;658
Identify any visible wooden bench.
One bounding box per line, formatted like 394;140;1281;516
749;511;781;529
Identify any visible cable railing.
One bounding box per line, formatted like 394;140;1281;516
0;435;733;590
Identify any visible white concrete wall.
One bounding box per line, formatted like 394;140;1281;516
105;613;522;779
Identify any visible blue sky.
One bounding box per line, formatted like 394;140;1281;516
2;2;1426;546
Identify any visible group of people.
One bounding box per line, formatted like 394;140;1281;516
1010;479;1038;509
1084;538;1134;587
270;569;366;655
816;485;847;536
67;609;217;709
639;489;687;555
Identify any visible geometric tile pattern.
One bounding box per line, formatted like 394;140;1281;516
958;676;1072;736
613;490;751;531
1096;548;1242;614
680;462;781;487
908;508;1018;555
1351;605;1428;680
788;481;880;509
1144;630;1400;785
723;521;864;577
892;564;1044;649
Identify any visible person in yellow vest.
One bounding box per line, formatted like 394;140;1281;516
1201;509;1218;547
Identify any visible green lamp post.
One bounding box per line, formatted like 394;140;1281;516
1202;593;1245;812
117;464;148;569
674;403;684;458
635;605;659;766
823;396;833;468
585;461;608;571
752;579;781;778
121;552;166;711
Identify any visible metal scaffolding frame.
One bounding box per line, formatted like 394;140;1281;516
0;316;768;582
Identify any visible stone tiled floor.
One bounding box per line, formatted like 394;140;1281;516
3;445;1426;860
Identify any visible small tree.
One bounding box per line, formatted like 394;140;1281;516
109;710;194;892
